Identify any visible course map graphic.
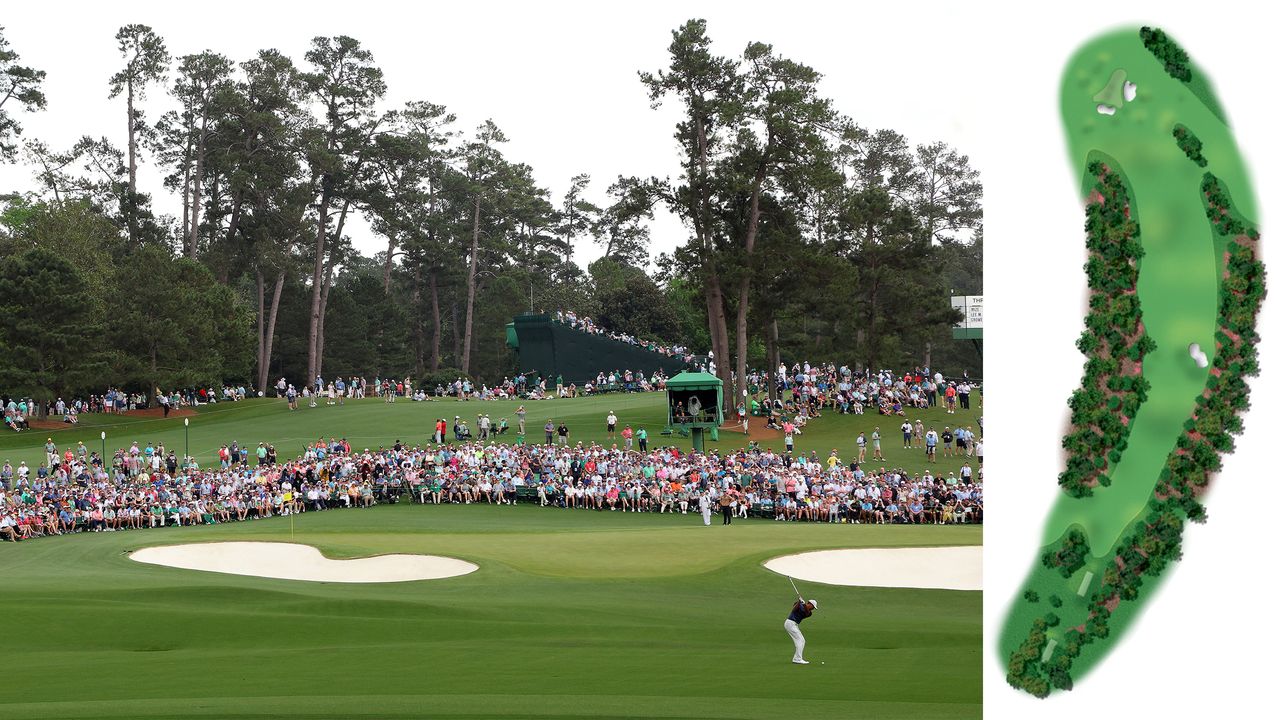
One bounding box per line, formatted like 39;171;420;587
1000;26;1264;697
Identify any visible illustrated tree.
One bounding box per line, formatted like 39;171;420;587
0;25;46;162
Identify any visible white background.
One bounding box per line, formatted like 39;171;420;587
3;1;1278;716
984;2;1280;718
0;0;984;271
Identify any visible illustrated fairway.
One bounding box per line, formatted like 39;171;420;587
1000;27;1263;697
0;504;980;719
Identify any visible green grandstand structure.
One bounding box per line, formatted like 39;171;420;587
506;313;690;385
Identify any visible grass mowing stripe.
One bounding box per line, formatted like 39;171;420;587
1;503;979;718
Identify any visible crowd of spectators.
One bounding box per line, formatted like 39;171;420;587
553;309;693;361
1;429;982;541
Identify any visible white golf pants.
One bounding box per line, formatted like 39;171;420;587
784;619;805;662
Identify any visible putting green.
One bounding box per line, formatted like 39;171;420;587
0;504;980;719
1000;27;1260;694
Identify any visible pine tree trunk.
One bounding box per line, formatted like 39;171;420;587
451;300;461;368
125;78;138;244
307;185;330;382
187;116;209;258
412;261;424;376
767;318;780;403
255;269;265;385
127;79;137;195
429;268;442;372
258;272;285;394
384;234;396;292
461;195;481;374
705;274;732;414
317;259;335;379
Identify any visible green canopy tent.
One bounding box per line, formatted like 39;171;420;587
665;371;723;451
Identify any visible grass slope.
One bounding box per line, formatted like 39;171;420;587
0;504;980;719
0;392;981;479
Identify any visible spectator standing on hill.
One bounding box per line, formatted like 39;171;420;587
557;422;569;446
516;405;527;434
606;411;618;440
872;428;883;461
622;425;633;450
958;381;971;410
900;420;912;449
942;427;954;458
544;420;555;445
856;432;867;464
719;486;734;525
925;428;939;463
637;426;648;452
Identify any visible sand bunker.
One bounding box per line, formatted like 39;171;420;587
130;542;478;583
1096;104;1117;116
1189;342;1209;368
764;546;981;591
1123;81;1137;102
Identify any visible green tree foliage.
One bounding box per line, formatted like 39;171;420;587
0;20;981;393
108;24;171;244
0;248;104;404
596;269;681;344
0;25;46;162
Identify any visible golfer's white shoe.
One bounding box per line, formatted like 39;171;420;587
793;659;809;664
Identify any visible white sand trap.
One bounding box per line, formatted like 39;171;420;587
1096;104;1117;116
1123;81;1137;102
1189;342;1209;368
130;542;478;583
764;546;981;591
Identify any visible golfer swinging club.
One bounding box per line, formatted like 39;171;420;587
784;581;818;664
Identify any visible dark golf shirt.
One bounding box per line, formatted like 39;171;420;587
788;601;813;624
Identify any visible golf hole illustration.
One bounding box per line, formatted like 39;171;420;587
764;546;981;591
130;542;478;583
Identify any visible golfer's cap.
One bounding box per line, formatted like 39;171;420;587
809;599;818;608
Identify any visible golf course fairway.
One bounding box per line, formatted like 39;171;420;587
0;504;980;719
1000;27;1264;697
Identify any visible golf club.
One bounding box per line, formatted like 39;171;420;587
788;575;802;601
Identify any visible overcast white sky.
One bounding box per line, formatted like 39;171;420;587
0;0;984;269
